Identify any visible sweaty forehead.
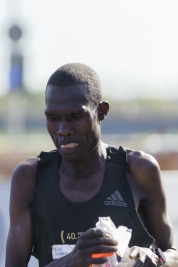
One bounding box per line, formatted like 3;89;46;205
46;84;88;104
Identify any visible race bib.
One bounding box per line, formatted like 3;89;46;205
52;244;75;260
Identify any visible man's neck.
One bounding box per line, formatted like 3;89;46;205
59;141;108;178
58;141;108;202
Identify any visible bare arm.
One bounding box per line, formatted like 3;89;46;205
5;157;38;267
127;149;178;266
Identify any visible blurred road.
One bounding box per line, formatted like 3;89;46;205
0;171;178;267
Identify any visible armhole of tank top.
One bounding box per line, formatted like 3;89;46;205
124;149;154;244
31;155;41;257
34;154;42;185
32;152;45;207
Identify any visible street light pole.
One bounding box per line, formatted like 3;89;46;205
7;23;26;152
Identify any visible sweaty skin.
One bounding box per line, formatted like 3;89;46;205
5;84;178;267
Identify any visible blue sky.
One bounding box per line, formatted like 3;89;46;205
0;0;178;99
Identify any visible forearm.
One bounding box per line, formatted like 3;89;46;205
164;248;178;267
5;221;33;267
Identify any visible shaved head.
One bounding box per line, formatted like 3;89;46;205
46;63;103;108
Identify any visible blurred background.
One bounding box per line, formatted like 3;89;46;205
0;0;178;266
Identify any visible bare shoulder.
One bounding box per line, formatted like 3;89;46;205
126;148;162;194
127;148;160;177
10;157;39;207
12;156;39;185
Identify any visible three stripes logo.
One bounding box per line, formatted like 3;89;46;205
104;190;127;207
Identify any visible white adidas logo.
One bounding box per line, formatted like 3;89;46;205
104;190;127;207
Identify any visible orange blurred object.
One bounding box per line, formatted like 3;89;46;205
92;252;114;258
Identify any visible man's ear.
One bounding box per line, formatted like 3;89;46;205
98;101;109;121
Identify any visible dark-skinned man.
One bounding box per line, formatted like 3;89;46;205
5;63;178;267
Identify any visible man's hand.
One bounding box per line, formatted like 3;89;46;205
47;228;118;267
129;246;159;267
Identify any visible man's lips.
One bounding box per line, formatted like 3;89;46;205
60;143;79;149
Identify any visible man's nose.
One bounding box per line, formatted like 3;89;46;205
57;120;74;136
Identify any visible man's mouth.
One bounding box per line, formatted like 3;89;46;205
61;143;79;149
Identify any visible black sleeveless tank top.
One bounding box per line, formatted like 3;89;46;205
32;146;154;267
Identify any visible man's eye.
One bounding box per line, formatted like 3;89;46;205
47;116;58;121
71;114;81;119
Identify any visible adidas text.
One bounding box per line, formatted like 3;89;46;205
104;200;127;207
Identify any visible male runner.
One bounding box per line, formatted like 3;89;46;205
6;63;178;267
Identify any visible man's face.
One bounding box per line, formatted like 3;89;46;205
45;84;101;162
